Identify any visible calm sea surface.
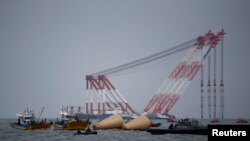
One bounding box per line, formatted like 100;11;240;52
0;118;245;141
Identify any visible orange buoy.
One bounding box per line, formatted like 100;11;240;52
123;115;151;130
93;114;123;130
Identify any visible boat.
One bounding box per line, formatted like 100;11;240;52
236;117;248;123
54;107;91;130
121;112;138;120
10;108;53;130
74;130;97;135
211;117;220;123
144;112;176;120
81;108;135;120
73;127;97;135
147;118;207;135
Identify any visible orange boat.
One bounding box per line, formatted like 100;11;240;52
54;107;91;130
10;122;53;130
54;119;91;130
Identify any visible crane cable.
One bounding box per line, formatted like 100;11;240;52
92;39;196;76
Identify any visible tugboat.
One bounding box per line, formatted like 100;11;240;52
147;117;207;135
54;107;91;130
10;108;53;130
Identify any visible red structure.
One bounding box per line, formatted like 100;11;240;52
85;75;135;114
86;29;225;119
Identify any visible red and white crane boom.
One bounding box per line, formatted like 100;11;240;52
86;29;225;116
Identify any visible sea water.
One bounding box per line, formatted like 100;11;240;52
1;118;241;141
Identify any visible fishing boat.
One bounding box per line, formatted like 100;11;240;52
147;117;207;135
54;107;91;130
10;108;53;130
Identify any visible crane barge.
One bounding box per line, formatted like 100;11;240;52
83;30;225;120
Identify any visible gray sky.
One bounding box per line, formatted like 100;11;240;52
0;0;250;119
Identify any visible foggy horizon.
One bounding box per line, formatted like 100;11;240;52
1;0;250;119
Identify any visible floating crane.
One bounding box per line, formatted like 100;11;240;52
85;29;225;119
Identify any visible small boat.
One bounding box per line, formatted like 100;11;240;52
74;131;97;135
10;108;53;130
54;107;91;130
73;128;97;135
211;117;220;123
147;118;207;135
236;118;248;123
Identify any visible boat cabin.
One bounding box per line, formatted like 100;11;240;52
174;118;203;129
16;109;36;125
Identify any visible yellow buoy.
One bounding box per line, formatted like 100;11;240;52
93;114;123;130
123;115;151;130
